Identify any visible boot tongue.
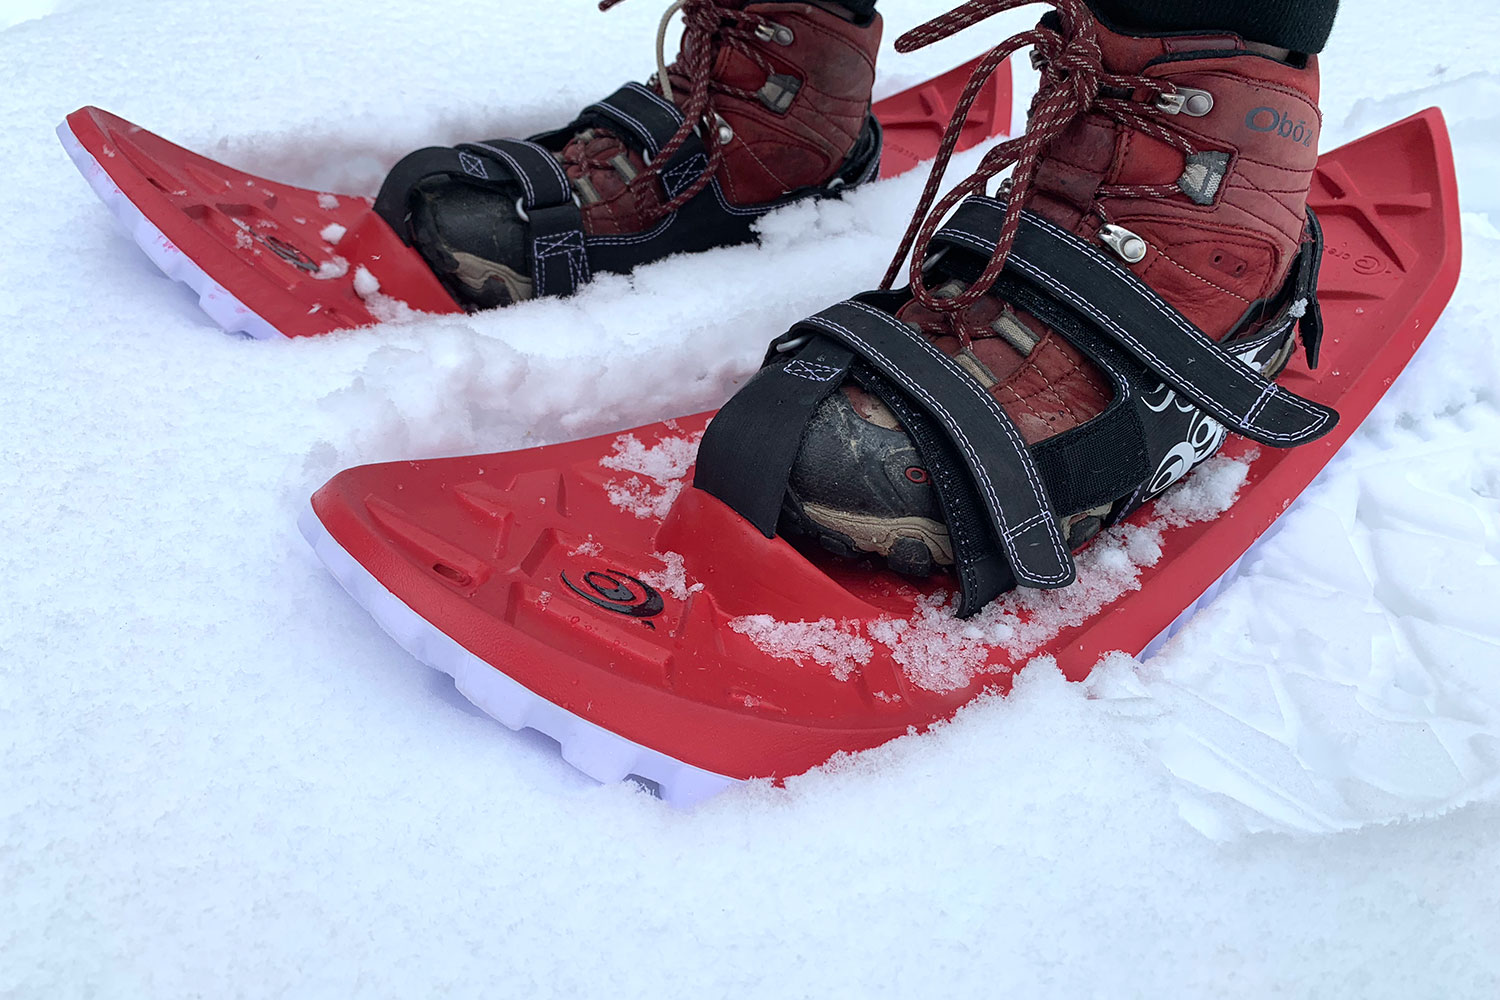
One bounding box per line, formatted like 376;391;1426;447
656;0;761;106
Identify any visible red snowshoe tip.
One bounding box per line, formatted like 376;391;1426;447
58;55;1011;340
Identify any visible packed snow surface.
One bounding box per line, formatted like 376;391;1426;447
4;0;1500;997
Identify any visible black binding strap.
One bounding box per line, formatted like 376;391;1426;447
694;338;855;537
372;81;882;309
853;366;1019;616
1291;208;1326;368
461;139;586;299
373;146;476;232
696;300;1077;591
462;139;572;209
583;83;686;161
930;198;1338;448
373;138;587;299
802;301;1075;589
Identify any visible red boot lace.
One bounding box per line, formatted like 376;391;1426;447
883;0;1200;325
597;0;784;221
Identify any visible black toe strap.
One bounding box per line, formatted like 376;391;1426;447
800;301;1075;589
695;298;1077;598
374;138;587;299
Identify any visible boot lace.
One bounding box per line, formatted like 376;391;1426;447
596;0;783;220
883;0;1200;321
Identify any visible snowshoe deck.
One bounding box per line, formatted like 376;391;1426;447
59;56;1013;341
305;110;1460;804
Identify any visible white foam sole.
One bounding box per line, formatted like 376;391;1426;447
297;506;740;806
57;119;284;341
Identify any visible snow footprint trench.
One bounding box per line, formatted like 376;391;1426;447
1093;400;1500;839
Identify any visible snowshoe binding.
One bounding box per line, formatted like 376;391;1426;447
303;0;1460;801
700;0;1341;616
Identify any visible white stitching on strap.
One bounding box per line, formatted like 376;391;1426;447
808;304;1073;584
661;153;710;198
533;230;590;289
470;142;538;205
513;138;571;195
935;222;1330;445
625;82;686;124
585;213;677;247
471;140;570;205
955;198;1332;439
588;98;664;158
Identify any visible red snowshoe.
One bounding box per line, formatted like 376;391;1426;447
302;3;1461;804
59;4;1012;339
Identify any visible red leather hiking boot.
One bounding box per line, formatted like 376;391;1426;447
695;0;1336;614
375;0;882;309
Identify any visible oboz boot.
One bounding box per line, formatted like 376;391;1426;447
375;0;883;310
695;0;1337;616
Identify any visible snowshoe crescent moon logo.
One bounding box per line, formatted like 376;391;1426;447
561;569;664;619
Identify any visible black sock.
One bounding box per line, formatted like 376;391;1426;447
1085;0;1339;54
824;0;879;24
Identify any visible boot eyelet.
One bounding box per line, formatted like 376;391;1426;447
1099;223;1148;264
1155;87;1214;117
756;22;795;46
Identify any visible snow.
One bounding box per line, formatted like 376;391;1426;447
599;430;703;519
351;263;380;297
5;0;1500;997
640;550;704;601
729;615;875;681
735;454;1253;693
319;222;346;244
313;254;349;279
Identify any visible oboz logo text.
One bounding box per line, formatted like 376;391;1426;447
1245;107;1315;147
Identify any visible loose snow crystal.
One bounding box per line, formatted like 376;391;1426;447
346;265;418;323
316;193;340;210
568;537;604;558
599;431;704;520
313;255;349;280
352;265;381;298
320;223;347;244
639;551;704;601
728;616;874;681
729;454;1255;694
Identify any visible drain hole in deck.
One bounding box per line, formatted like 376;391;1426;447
432;562;470;585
